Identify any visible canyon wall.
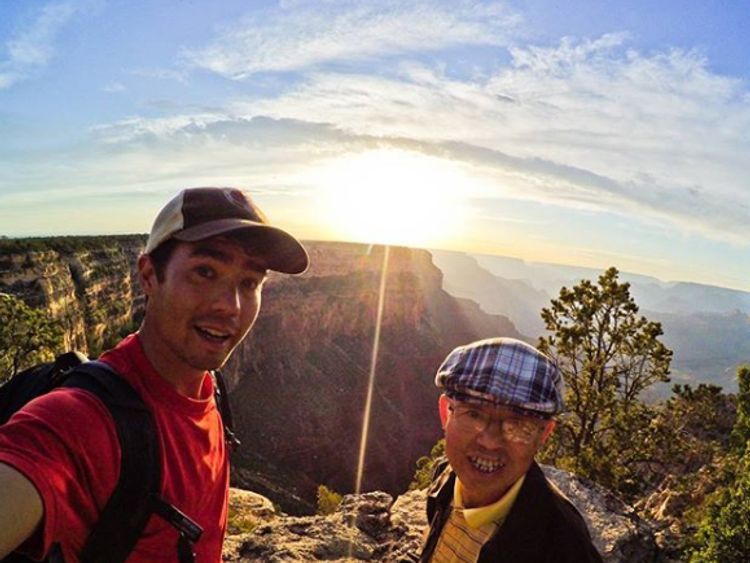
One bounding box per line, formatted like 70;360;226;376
0;236;146;356
224;242;524;513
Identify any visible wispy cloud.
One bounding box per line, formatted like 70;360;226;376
13;109;746;247
222;33;749;245
0;1;82;89
5;19;748;251
184;0;520;78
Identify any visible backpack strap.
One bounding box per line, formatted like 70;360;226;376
212;370;241;452
0;351;89;425
62;362;161;563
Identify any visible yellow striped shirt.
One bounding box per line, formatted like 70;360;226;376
430;475;526;563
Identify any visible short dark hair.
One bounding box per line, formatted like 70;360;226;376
148;238;179;282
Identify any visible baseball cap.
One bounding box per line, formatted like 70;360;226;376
435;337;564;418
145;187;309;274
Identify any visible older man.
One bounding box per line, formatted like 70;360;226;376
419;337;602;563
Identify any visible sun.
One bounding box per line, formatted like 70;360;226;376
310;149;470;248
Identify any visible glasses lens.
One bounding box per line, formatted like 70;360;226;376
502;419;540;444
451;403;541;444
452;404;489;433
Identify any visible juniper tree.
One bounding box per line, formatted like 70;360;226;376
537;267;673;498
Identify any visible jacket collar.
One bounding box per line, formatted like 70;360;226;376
481;462;555;560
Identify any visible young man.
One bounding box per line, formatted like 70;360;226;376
0;187;309;562
419;337;603;563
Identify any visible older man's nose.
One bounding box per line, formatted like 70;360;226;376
475;419;507;448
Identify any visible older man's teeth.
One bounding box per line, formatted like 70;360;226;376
469;456;503;473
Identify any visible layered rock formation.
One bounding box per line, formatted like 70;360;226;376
0;236;146;355
224;464;658;562
224;242;524;513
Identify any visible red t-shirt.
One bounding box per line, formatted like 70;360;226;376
0;334;228;562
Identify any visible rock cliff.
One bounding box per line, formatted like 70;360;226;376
0;236;146;356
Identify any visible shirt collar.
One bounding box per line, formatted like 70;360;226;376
454;474;526;529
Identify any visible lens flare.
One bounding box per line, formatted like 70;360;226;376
311;149;469;248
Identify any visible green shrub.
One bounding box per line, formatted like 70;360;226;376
227;504;258;535
409;439;445;490
689;445;750;562
537;267;673;501
0;293;64;382
688;366;750;562
316;484;343;515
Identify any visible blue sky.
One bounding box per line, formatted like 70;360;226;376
1;0;748;291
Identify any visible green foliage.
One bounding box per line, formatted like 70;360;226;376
730;366;750;454
689;367;750;562
537;267;673;500
409;439;445;490
316;484;343;515
689;459;750;562
99;319;140;356
226;504;258;535
0;293;64;382
659;383;735;470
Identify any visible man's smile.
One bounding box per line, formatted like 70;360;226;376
195;325;233;342
468;455;505;474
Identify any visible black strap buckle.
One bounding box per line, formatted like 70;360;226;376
177;533;197;563
151;496;203;563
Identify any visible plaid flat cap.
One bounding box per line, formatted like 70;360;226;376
435;337;564;417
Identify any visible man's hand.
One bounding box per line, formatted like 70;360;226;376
0;462;43;558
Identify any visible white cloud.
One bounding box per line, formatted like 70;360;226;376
223;34;749;245
7;25;748;250
0;1;82;89
184;0;519;78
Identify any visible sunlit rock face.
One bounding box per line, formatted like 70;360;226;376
541;466;658;562
223;488;425;562
225;242;524;514
224;465;658;563
0;236;145;355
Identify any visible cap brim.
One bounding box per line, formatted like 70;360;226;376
173;219;309;274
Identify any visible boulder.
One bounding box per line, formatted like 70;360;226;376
224;491;415;562
542;465;658;563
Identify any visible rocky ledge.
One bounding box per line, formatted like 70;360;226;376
224;465;658;562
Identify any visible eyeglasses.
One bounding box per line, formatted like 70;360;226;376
448;401;546;445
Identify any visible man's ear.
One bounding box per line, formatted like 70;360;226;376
539;420;556;445
438;394;450;429
138;254;157;296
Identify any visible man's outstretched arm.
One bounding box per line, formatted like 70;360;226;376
0;462;43;558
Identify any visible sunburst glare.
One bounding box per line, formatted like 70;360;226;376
310;149;470;248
